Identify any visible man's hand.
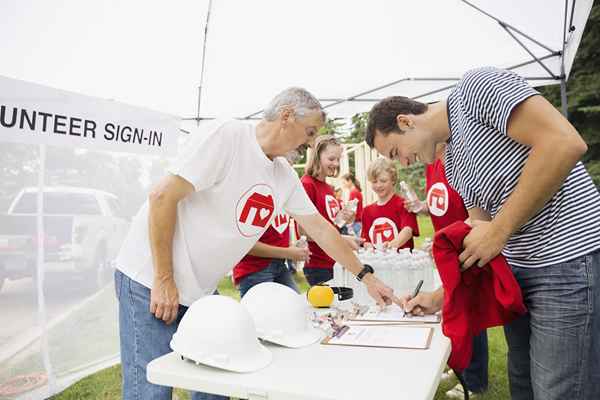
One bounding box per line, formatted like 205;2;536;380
150;276;179;325
400;288;444;316
339;208;356;225
362;274;402;308
459;220;510;269
405;198;426;214
286;246;311;262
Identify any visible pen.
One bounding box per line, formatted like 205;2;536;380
403;279;424;317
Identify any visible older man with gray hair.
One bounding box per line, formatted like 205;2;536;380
114;87;399;400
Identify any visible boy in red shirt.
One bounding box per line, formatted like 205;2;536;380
361;158;419;250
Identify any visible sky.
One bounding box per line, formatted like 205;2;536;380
0;0;586;121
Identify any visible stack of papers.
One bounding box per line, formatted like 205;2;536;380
352;304;440;323
322;325;433;349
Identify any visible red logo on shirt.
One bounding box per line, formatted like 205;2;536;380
236;184;275;237
427;182;449;217
369;217;398;244
325;194;340;222
271;213;290;235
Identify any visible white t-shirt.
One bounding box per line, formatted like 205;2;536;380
116;120;317;305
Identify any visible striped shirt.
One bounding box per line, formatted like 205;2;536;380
445;67;600;268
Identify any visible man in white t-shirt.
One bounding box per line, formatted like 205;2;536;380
114;87;398;400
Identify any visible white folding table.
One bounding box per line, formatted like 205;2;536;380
147;323;450;400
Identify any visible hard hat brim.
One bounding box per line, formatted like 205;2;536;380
172;341;273;373
261;326;323;348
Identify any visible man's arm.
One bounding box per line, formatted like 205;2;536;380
291;212;401;307
460;95;588;268
148;174;194;324
466;207;491;223
248;241;309;261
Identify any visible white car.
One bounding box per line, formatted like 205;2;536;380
0;186;130;292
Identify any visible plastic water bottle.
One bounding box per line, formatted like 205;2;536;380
399;181;419;203
295;235;308;270
334;198;359;228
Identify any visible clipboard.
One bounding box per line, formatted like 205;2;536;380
351;304;441;324
321;324;434;350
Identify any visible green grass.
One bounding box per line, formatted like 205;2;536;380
51;216;510;399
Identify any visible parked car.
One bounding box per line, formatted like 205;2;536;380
0;186;130;293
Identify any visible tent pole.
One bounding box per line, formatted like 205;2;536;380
560;0;569;118
560;78;568;118
461;0;556;53
36;144;55;396
196;0;214;126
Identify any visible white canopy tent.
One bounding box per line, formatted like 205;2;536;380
190;0;592;122
0;1;594;399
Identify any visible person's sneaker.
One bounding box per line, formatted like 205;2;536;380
445;383;478;399
439;369;455;384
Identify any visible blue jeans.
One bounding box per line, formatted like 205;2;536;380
303;267;333;286
115;269;229;400
238;259;299;298
460;331;488;393
503;250;600;400
351;222;362;237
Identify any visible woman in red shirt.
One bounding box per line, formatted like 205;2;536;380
361;158;419;250
342;173;364;237
301;135;357;286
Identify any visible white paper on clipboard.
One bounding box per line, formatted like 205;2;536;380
322;325;433;349
352;304;440;323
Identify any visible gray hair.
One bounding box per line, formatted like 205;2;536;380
263;87;325;121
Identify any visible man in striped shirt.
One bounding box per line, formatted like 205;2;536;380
365;67;599;400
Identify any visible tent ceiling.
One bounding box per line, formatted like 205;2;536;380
0;0;593;121
231;0;592;119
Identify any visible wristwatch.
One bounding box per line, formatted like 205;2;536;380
356;264;374;282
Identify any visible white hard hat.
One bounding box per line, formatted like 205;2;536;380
241;282;323;348
170;295;272;373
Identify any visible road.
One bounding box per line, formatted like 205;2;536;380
0;273;108;355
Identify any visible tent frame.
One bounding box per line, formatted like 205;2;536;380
186;0;579;123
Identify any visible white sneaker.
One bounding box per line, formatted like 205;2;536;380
440;369;455;384
445;383;478;399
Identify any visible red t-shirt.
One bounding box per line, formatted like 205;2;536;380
232;212;291;284
361;194;419;249
348;188;363;222
425;159;469;232
301;175;340;269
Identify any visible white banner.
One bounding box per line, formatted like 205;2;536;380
0;75;179;156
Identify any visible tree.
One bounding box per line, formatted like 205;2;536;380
539;3;600;186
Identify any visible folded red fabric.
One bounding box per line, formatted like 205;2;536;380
433;221;527;371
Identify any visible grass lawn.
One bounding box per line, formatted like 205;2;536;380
50;217;510;399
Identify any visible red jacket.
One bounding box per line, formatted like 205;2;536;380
433;221;527;371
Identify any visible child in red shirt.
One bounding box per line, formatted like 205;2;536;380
342;173;364;237
361;158;419;250
233;212;309;297
301;135;358;286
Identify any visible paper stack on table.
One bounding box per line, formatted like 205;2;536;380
352;304;440;323
322;324;433;349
